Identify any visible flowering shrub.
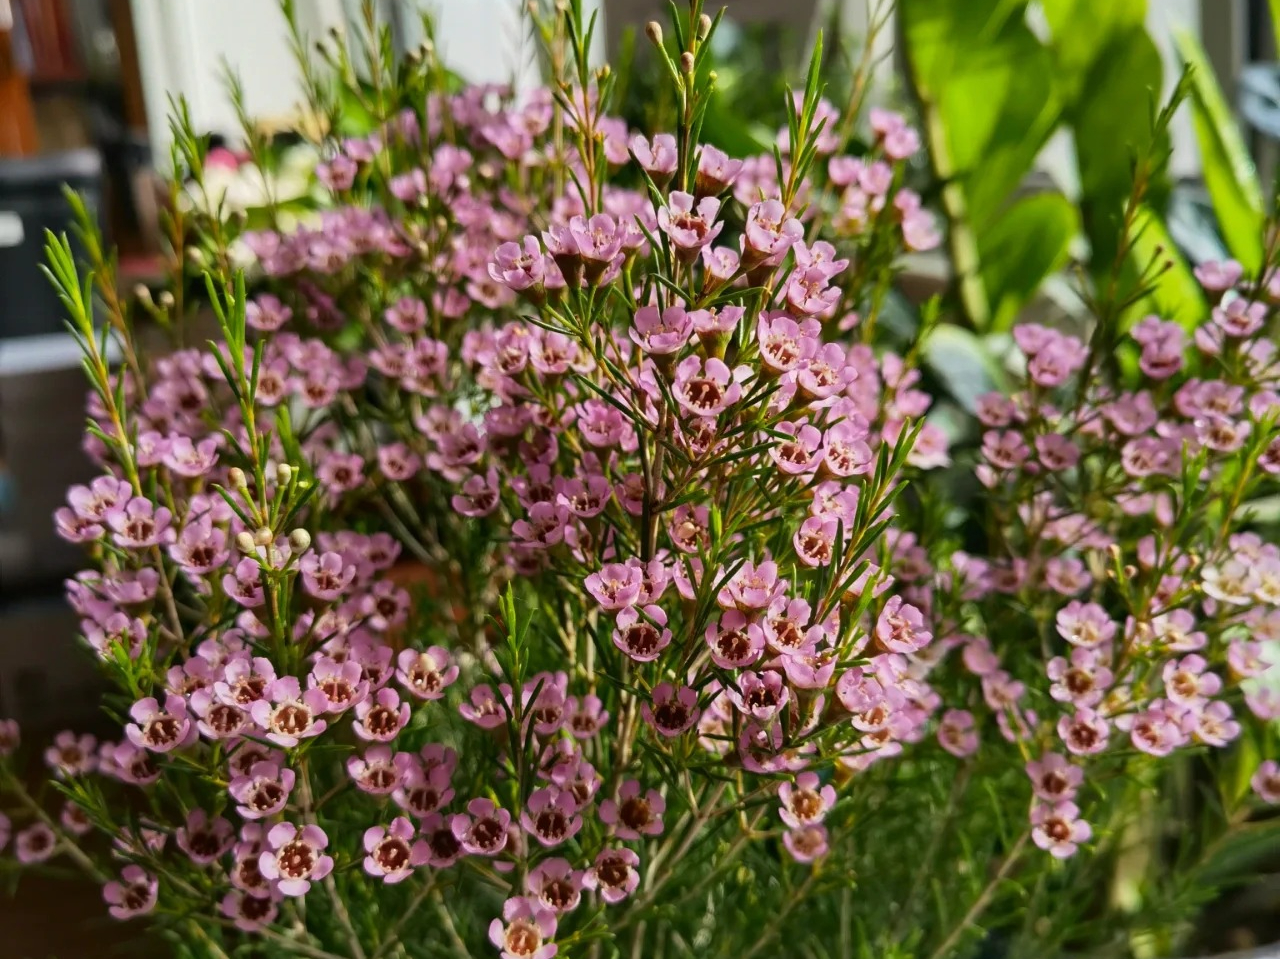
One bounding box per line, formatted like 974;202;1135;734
2;3;1278;958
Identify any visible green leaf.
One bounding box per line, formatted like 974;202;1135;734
922;325;1009;413
975;192;1079;331
1174;27;1266;272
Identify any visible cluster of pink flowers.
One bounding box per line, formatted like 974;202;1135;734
3;6;1277;957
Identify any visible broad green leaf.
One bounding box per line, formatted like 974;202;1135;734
1174;27;1266;271
900;0;1060;231
976;192;1079;331
1041;0;1147;104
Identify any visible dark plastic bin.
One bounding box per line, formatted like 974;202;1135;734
0;149;103;340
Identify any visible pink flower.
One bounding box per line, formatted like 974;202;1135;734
459;685;507;729
599;780;665;839
44;730;97;777
489;896;558;959
583;846;640;903
363;817;428;883
874;596;931;654
1056;601;1116;649
1057;708;1110;755
757;313;818;374
1047;648;1113;707
630;304;694;354
347;745;404;795
353;687;411;742
526;858;583;914
260;823;334;896
162;435;220;477
642;683;700;737
108;497;174;549
672;356;743;417
249;678;329;747
705;610;766;668
630;133;678;182
1162;654;1221;705
937;709;979;757
126;695;196;753
103;866;158;920
520;787;583;848
694;144;744;197
783;824;830;863
611;605;672;662
15;823;57;864
1026;753;1083;802
1031;801;1091;858
306;656;368;713
743;199;803;267
396;646;458;700
658;192;723;259
729;670;790;723
584;562;643;611
778;772;837;828
394;763;455;818
229;762;296;819
1194;258;1243;292
717;559;783;611
1252;760;1280;803
220;888;280;932
176;809;234;865
0;719;18;756
452;798;512;856
771;422;824;475
300;551;356;601
1117;703;1189;757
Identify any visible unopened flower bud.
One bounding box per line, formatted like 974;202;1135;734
235;531;256;554
253;527;273;547
645;21;663;47
157;291;175;310
276;463;293;486
680;52;695;75
289;529;312;553
228;467;248;489
133;284;153;305
697;13;712;39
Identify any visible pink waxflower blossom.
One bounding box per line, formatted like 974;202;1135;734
874;596;932;654
44;731;97;778
347;745;404;795
783;824;830;863
642;683;700;737
937;709;979;757
1162;654;1221;705
672;355;743;417
176;808;234;865
611;605;672;662
353;687;411;742
300;551;357;601
1253;760;1280;803
249;678;329;747
108;497;174;549
396;647;458;700
583;846;640;903
220;888;280;932
599;780;665;839
126;695;196;753
584;562;643;611
1056;602;1116;649
1194;259;1243;292
15;822;57;864
489;896;558;959
229;762;296;819
459;685;507;729
0;719;17;756
630;304;694;354
718;559;783;611
1057;708;1110;755
1047;648;1114;707
103;866;158;920
1027;753;1083;802
1031;801;1091;858
658;192;723;259
453;798;512;856
526;858;583;914
705;610;766;668
743;199;803;267
729;670;790;723
778;773;837;828
363;817;428;883
757;312;818;374
260;823;334;897
630;133;678;182
1117;703;1189;757
694;145;744;197
307;657;369;713
521;787;583;848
